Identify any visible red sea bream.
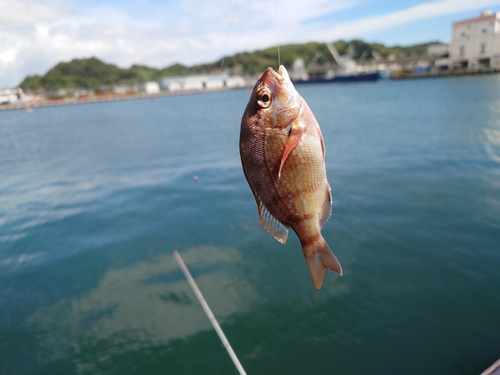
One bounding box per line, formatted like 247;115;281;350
239;65;342;290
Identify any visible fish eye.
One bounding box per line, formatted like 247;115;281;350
256;89;272;108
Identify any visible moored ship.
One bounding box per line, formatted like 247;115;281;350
292;42;392;84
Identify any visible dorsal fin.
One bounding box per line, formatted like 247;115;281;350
320;184;332;227
257;197;289;244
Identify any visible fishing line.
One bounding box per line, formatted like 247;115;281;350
173;250;247;375
220;0;239;72
275;0;281;67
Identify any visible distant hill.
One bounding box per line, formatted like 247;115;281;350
196;39;444;75
19;57;196;91
19;39;444;91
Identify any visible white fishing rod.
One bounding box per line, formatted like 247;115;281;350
173;250;247;375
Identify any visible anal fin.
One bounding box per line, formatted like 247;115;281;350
258;198;289;244
320;184;332;227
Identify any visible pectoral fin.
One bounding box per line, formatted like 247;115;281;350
278;123;305;178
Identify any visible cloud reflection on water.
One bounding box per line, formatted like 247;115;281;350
483;96;500;164
484;128;500;164
26;245;258;369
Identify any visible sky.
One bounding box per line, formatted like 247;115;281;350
2;0;500;88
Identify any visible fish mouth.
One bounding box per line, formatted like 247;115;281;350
265;65;288;82
261;65;299;122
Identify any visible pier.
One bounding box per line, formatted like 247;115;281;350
0;87;240;111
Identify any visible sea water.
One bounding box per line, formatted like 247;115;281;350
1;75;500;375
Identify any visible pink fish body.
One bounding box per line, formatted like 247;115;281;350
239;65;342;290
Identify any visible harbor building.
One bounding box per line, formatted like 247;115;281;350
159;74;246;92
139;82;160;94
0;88;25;104
450;10;500;70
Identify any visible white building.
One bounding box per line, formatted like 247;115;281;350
450;10;500;69
182;75;206;91
0;88;24;104
291;58;309;81
224;76;246;88
159;74;246;92
427;44;449;56
139;81;160;94
158;78;182;92
113;85;133;94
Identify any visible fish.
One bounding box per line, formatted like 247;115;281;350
239;65;342;290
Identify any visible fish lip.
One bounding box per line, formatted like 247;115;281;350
269;65;288;80
265;66;284;82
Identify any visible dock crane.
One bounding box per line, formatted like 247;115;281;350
306;51;322;73
325;42;341;66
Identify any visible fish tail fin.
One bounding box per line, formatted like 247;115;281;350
303;237;342;291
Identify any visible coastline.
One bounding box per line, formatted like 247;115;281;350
2;68;500;112
392;67;500;80
0;87;245;112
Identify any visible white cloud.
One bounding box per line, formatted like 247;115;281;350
232;0;356;27
0;48;18;65
0;0;70;25
312;0;500;41
1;0;500;88
0;0;357;87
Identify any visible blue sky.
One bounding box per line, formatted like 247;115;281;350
1;0;500;88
